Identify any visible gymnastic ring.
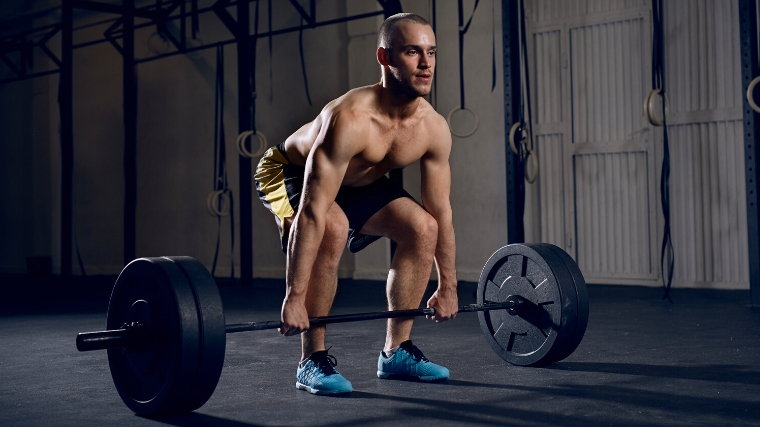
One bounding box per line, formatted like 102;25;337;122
236;130;268;158
509;122;520;154
447;106;479;138
508;121;531;155
524;148;539;184
645;88;670;127
206;190;230;217
747;76;760;114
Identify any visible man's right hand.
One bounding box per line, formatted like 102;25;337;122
279;297;310;336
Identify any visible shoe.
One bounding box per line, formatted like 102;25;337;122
377;340;450;381
296;350;353;395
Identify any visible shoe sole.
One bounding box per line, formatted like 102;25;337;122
295;382;352;395
376;371;449;381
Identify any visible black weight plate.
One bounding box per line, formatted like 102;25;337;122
526;244;582;364
477;244;580;366
167;256;226;412
106;257;201;416
536;244;589;363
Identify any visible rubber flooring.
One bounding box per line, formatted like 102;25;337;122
1;275;759;426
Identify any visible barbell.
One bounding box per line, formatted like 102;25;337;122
75;243;588;416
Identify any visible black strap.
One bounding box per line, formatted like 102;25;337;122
652;0;674;302
491;0;496;92
211;45;235;279
191;0;199;39
298;2;312;106
268;0;273;103
518;0;533;154
457;0;480;109
514;0;530;222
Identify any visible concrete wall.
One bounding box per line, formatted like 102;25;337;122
0;0;511;283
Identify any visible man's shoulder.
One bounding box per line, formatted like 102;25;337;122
419;101;447;127
323;86;376;119
416;101;450;142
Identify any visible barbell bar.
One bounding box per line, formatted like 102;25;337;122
77;298;526;352
74;243;588;416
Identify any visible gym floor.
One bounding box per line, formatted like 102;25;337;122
1;276;759;427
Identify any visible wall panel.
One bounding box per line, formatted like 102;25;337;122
529;0;645;23
668;121;749;287
660;0;748;288
574;151;652;278
535;134;565;247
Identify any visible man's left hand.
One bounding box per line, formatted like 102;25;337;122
426;288;458;322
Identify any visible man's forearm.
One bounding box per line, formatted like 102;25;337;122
285;209;325;299
433;215;457;290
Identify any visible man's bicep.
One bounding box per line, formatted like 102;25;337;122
300;117;362;211
301;144;349;211
420;152;452;216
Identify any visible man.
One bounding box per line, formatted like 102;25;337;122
255;13;458;395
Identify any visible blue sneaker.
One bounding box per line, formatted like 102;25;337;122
377;340;450;381
296;350;353;395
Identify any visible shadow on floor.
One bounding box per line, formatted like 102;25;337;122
142;412;271;427
546;361;760;385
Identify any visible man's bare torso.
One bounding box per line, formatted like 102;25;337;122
281;83;442;187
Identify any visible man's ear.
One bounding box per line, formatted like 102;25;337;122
377;47;391;66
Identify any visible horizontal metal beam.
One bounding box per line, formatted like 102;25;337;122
0;2;384;84
134;9;385;64
0;68;59;85
71;0;157;20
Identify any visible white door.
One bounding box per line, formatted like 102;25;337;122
527;3;659;284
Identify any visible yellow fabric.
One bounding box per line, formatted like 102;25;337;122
255;147;294;237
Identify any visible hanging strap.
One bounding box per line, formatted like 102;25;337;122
457;0;480;109
268;0;273;103
491;0;496;92
191;0;199;39
652;0;674;302
515;0;537;183
298;3;313;106
518;0;533;151
210;45;235;280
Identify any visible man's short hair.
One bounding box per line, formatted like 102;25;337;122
377;13;431;49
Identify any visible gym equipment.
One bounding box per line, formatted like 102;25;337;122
477;244;588;366
236;130;268;158
446;106;479;138
76;243;588;416
644;88;670;126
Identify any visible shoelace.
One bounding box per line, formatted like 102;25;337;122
312;351;339;376
403;345;430;363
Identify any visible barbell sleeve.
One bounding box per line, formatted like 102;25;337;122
76;328;134;352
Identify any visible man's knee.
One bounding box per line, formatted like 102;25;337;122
399;210;438;252
321;214;349;264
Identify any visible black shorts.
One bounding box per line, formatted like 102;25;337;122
254;143;413;253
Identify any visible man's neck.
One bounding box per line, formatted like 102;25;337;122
377;81;421;121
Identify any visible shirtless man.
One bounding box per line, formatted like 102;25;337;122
254;13;458;395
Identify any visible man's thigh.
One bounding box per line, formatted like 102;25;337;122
334;175;414;253
358;197;431;240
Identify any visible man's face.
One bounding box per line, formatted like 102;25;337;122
386;22;436;98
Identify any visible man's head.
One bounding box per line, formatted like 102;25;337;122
377;13;436;99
